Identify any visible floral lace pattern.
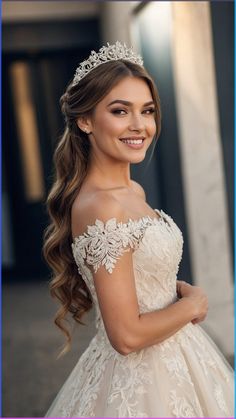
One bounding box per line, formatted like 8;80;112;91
169;390;199;418
107;350;153;417
46;209;234;418
72;210;171;274
50;334;115;417
214;383;228;414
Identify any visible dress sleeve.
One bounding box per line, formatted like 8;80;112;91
71;217;144;274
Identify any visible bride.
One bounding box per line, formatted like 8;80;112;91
44;42;234;418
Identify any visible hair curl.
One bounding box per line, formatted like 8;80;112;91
43;59;162;356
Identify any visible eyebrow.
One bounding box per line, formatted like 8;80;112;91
107;99;155;107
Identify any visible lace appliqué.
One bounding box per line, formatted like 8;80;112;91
169;390;198;418
214;383;228;414
107;350;152;417
159;338;202;417
56;335;114;417
72;214;164;274
163;324;230;417
180;325;230;407
161;351;194;387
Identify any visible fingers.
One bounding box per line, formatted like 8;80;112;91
191;302;208;324
176;280;192;298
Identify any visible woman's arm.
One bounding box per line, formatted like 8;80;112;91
94;248;208;355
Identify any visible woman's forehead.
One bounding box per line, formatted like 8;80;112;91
101;77;153;105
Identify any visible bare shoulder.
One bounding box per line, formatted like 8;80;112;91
71;190;128;238
131;180;146;201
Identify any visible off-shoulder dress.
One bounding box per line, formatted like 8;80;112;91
45;209;234;418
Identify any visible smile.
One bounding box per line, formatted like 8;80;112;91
119;137;144;145
119;137;145;149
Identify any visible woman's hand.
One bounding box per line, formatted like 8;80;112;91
176;280;208;324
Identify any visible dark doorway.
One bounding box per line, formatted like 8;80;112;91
2;19;100;280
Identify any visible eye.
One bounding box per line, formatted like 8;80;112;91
143;108;155;115
111;109;127;115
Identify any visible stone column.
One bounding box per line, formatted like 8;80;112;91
100;1;139;44
171;1;233;356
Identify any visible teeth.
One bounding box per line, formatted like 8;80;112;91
121;139;143;144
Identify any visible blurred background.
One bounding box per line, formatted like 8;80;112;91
2;1;234;417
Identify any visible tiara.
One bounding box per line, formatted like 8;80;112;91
71;41;144;86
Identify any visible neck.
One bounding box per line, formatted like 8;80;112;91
86;155;132;189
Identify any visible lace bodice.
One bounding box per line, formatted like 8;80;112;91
72;209;184;325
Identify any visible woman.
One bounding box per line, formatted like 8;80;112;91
44;42;233;418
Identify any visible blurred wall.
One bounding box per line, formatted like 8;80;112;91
171;1;234;357
2;1;99;21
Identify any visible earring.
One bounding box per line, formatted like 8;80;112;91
84;129;90;134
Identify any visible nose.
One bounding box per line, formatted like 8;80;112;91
128;113;145;132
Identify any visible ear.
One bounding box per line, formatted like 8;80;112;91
77;116;92;135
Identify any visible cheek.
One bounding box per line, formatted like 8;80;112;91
97;116;125;136
94;117;109;134
148;119;157;135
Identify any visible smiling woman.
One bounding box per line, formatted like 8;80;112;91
43;42;233;418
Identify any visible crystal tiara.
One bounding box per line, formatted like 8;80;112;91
71;41;144;86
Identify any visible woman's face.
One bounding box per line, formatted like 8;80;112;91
81;76;157;164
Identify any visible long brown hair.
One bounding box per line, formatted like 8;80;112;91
43;59;162;356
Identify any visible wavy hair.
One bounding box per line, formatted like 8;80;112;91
43;59;162;356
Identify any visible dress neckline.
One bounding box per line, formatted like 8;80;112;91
121;208;163;224
72;209;169;243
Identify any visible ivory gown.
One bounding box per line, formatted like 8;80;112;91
46;209;234;418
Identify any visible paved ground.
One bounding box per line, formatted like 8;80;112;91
3;281;234;418
3;280;96;417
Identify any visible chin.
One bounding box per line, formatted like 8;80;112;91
126;152;147;164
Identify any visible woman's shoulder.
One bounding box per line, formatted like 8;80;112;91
71;189;128;239
130;180;146;201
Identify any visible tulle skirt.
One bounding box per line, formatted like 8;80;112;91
45;323;234;418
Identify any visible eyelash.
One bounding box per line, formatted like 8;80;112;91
111;108;155;115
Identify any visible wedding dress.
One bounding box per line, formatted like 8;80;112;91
46;209;234;418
